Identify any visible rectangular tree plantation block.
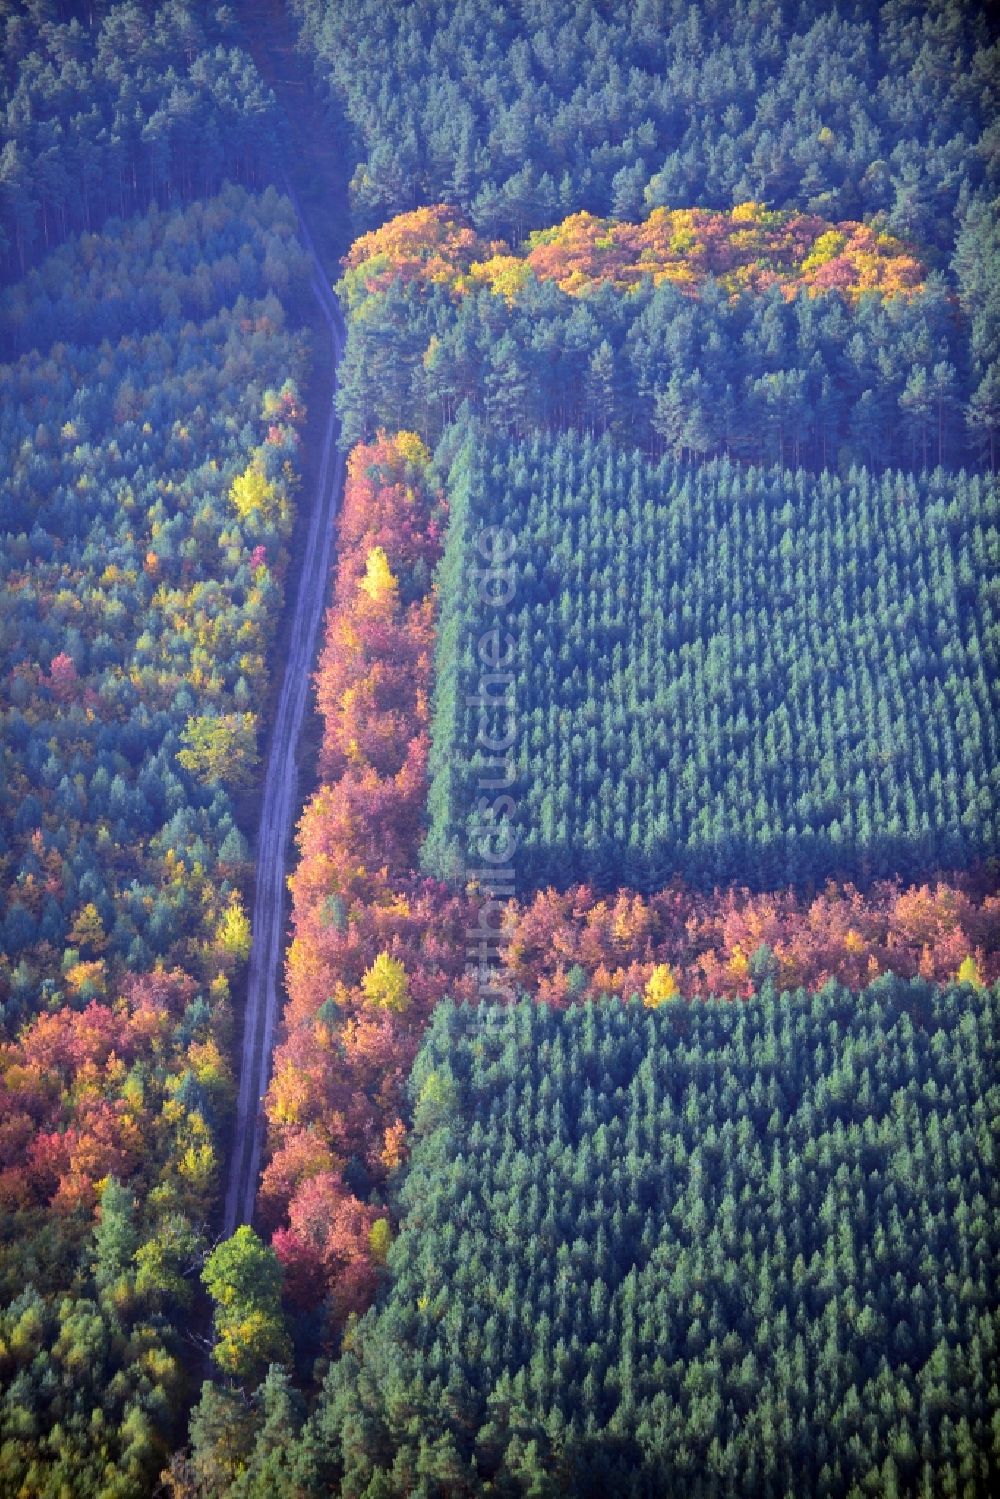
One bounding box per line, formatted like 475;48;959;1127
317;980;998;1495
424;428;998;892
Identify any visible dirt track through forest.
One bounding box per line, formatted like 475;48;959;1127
222;188;346;1234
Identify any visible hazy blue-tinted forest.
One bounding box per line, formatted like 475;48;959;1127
0;180;312;1495
0;5;315;1490
0;1;997;1495
289;0;996;246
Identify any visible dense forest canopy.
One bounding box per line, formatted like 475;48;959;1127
334;200;998;473
301;0;1000;474
243;9;1000;1494
289;0;998;250
0;181;309;1491
255;431;998;1416
0;0;281;279
424;428;999;892
0;184;309;1027
0;0;998;1493
0;3;324;1488
0;183;307;358
197;983;1000;1497
339;201;929;305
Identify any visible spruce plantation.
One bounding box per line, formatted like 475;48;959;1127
262;982;998;1496
424;432;999;892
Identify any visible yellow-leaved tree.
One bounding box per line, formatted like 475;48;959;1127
216;895;252;970
230;462;282;526
644;963;680;1008
360;952;410;1012
393;430;431;467
368;1218;392;1264
69;902;107;955
202;1226;290;1382
177;713;259;786
359;546;399;608
956;955;984;989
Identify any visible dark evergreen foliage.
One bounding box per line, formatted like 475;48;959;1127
0;0;281;279
336;264;993;474
289;0;996;250
0;1;997;1490
317;0;1000;475
230;979;1000;1497
424;428;999;892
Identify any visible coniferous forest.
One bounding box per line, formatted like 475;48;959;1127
424;432;998;892
237;982;1000;1498
0;1;998;1496
0;0;280;276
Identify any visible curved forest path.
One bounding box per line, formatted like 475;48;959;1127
223;1;348;1235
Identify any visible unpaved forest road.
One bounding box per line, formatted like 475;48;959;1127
222;189;345;1235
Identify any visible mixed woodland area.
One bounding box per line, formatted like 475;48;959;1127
0;0;998;1495
335;200;998;474
0;183;309;1498
0;3;310;1489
